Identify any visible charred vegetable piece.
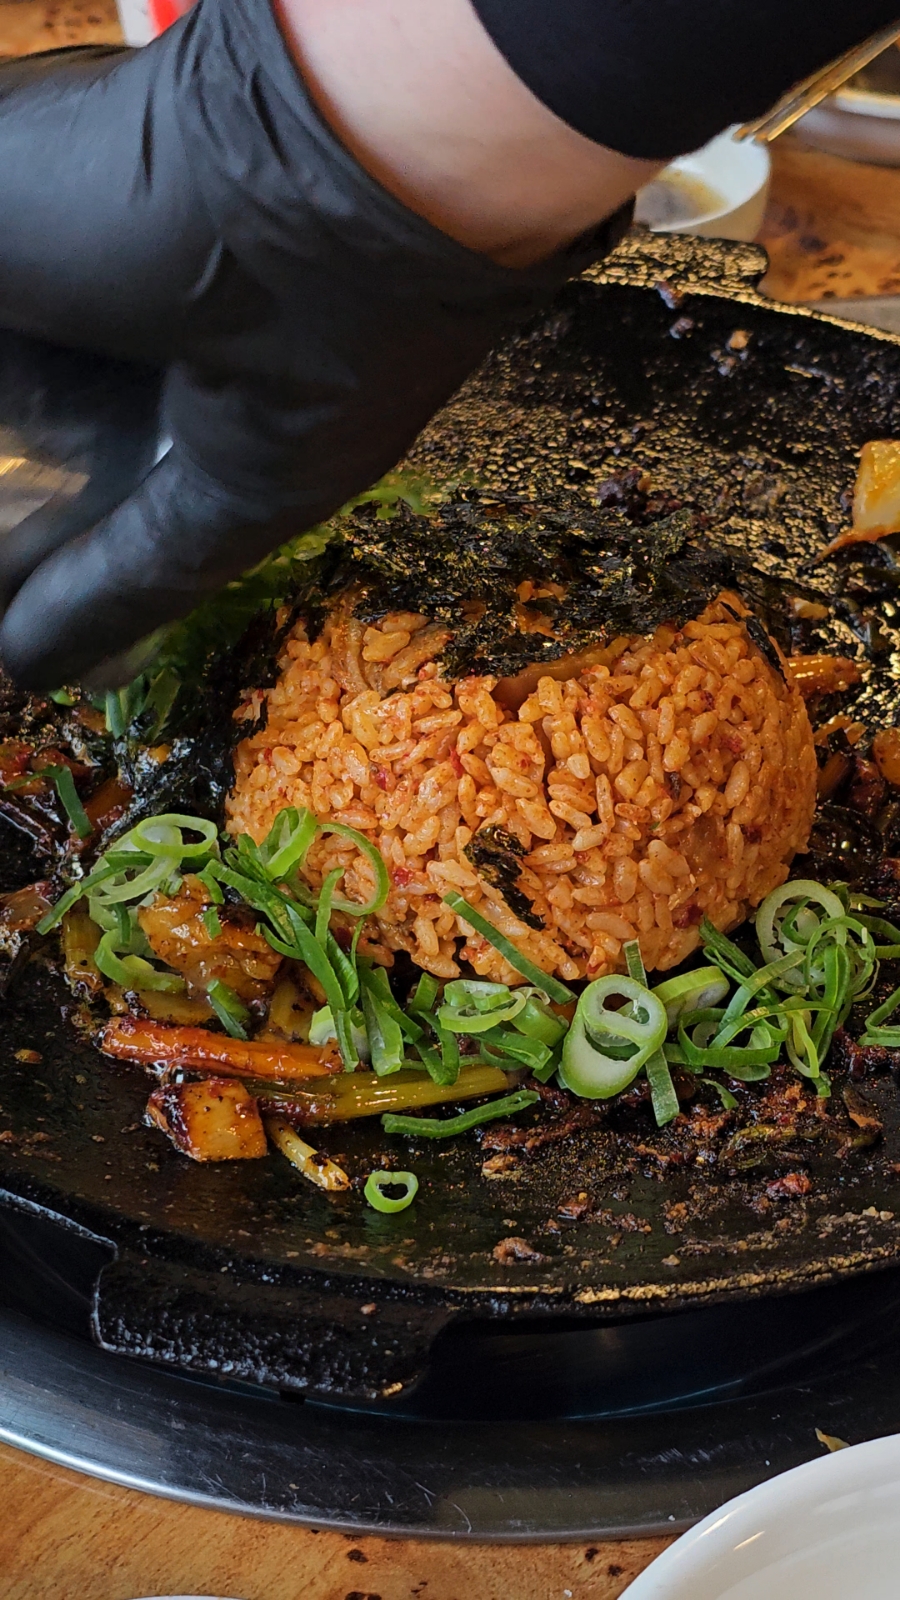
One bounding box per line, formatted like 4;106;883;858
262;1063;514;1124
820;440;900;555
101;1017;340;1078
1;883;54;934
263;978;317;1042
265;1116;351;1190
785;656;862;697
873;728;900;788
146;1078;268;1161
61;906;104;997
138;876;282;1001
105;986;214;1024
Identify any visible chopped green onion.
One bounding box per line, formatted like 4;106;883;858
360;966;405;1076
309;1005;369;1063
860;981;900;1047
476;1025;552;1070
263;910;347;1022
41;765;92;840
510;995;567;1048
197;864;224;903
438;989;527;1034
94;931;186;993
652;965;729;1027
699;917;758;984
442;892;576;1004
48;688;77;706
645;1048;680;1127
559;974;667;1098
259;806;318;881
436;1023;460;1085
36;861;119;934
334;1007;361;1070
315;868;343;948
364;1170;419;1213
624;939;648;985
359;963;423;1042
316;821;391;916
202;906;223;939
325;930;361;1009
702;1077;738;1111
382;1088;539;1139
530;1043;563;1084
207;978;251;1039
674;1015;776;1076
755;881;846;991
104;687;132;739
409;972;440;1015
717;951;806;1028
131;814;219;861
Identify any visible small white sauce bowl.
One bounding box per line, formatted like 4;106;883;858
635;126;771;242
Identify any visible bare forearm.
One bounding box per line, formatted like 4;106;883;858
273;0;661;266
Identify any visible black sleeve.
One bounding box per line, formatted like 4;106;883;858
470;0;900;159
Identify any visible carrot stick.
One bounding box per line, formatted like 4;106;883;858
100;1016;340;1078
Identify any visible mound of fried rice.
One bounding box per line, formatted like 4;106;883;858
226;592;817;985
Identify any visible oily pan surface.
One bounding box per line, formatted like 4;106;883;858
4;235;900;1333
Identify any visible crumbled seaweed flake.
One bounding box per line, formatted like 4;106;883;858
300;490;741;679
464;825;544;930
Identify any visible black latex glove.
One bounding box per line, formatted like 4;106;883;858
0;0;629;690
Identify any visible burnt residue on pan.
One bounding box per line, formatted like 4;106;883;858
4;231;900;1402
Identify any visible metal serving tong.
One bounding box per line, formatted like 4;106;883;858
735;19;900;143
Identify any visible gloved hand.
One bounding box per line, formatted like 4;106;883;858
0;0;629;690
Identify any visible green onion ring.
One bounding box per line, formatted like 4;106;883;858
364;1170;419;1212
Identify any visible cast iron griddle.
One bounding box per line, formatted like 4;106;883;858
4;231;900;1401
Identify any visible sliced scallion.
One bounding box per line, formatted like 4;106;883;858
442;892;575;1004
364;1170;419;1213
409;972;440;1015
207;978;251;1039
360;967;405;1075
645;1048;680;1127
38;765;92;839
315;868;343;948
652;965;729;1027
94;931;186;994
702;1077;738;1111
382;1088;539;1139
259;806;317;881
317;821;390;916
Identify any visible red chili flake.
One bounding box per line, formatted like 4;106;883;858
723;733;744;755
743;825;763;844
393;866;413;887
673;902;702;929
450;749;464;777
372;766;389;789
262;748;273;766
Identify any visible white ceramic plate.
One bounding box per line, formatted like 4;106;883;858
622;1433;900;1599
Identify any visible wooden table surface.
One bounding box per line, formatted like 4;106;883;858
1;6;898;1594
